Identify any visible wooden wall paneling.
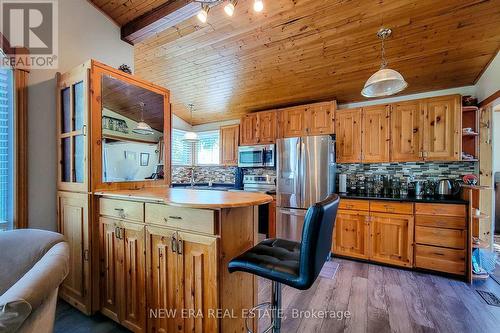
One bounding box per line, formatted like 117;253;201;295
132;0;500;125
57;191;91;314
280;106;307;138
306;101;336;136
422;95;461;161
90;60;172;191
257;110;278;143
336;108;362;163
240;113;258;145
479;104;493;242
362;104;391;163
391;100;422;162
220;124;240;165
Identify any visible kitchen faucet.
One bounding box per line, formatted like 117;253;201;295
190;167;196;187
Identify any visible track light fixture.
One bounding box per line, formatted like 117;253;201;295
195;0;263;23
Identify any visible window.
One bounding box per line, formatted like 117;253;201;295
0;67;14;231
171;129;221;166
196;130;220;165
171;129;194;166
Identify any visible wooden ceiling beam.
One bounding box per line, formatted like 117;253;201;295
121;0;199;45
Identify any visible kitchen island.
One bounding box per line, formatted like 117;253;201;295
94;188;272;333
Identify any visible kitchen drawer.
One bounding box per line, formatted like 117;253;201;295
145;203;216;235
415;203;466;217
339;199;369;211
100;198;144;222
415;244;466;275
415;226;465;249
415;215;466;230
370;201;414;214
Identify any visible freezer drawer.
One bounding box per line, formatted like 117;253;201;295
276;208;307;242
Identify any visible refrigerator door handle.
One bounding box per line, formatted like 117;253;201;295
295;139;302;206
299;140;306;208
279;208;307;217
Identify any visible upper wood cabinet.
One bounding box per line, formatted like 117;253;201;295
220;125;239;166
307;101;336;135
362;105;391;163
240;113;259;145
280;106;307;138
257;110;278;143
279;101;336;138
422;95;461;161
336;108;362;163
391;100;423;162
57;191;91;315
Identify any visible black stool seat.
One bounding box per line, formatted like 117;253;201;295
228;238;304;288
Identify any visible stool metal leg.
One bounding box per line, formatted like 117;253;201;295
271;281;282;333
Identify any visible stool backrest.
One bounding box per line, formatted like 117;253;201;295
299;194;340;289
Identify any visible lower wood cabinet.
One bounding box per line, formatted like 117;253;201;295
333;210;369;260
57;191;91;314
369;212;414;267
146;226;218;333
100;218;146;332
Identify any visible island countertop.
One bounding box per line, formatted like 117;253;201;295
94;187;273;209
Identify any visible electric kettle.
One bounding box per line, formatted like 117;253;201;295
436;179;460;197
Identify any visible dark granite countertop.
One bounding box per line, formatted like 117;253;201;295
339;193;468;205
171;183;238;191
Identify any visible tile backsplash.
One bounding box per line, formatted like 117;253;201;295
172;166;237;184
242;168;276;177
336;161;478;181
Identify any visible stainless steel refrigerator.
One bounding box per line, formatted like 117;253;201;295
276;135;336;242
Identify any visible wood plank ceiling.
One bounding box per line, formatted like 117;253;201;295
89;0;172;26
97;0;500;125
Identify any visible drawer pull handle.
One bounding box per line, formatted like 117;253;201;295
433;252;445;256
168;216;183;220
114;208;126;219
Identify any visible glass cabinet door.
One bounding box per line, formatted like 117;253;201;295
57;67;89;192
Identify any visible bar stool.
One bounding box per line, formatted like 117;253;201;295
228;194;340;333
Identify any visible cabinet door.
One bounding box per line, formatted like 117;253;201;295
422;95;461;161
240;114;258;145
258;110;278;143
57;191;91;314
280;106;307;138
146;227;179;333
121;222;146;333
177;232;218;333
391;100;423;162
369;212;414;267
220;125;239;166
333;210;369;259
362;105;390;163
336;109;362;163
99;218;121;322
306;102;336;135
57;66;89;192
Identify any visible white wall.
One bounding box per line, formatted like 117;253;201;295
28;0;133;230
475;51;500;103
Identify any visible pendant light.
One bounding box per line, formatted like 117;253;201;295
133;102;155;135
361;28;408;98
253;0;264;12
224;0;237;16
183;104;199;143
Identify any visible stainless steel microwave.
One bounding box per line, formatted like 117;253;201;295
238;144;275;168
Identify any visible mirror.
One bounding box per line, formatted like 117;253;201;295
101;75;165;182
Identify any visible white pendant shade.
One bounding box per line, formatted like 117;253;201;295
361;68;408;98
133;121;155;135
183;131;199;142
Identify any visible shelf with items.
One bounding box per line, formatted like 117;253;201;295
461;104;480;162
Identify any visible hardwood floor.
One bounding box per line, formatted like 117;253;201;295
55;258;500;333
